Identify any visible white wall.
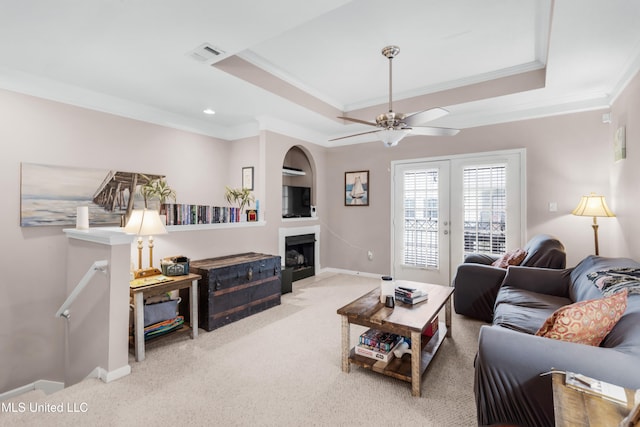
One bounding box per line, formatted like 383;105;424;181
609;71;640;258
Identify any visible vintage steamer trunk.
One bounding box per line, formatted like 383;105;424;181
190;252;281;331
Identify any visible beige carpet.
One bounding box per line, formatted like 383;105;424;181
4;272;483;426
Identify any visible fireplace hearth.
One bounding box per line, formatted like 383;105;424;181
285;233;315;281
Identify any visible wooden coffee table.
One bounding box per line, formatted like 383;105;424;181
337;281;454;397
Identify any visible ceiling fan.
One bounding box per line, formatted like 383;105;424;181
331;45;460;147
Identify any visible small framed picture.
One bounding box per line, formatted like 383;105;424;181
345;170;369;206
242;167;254;190
614;126;626;161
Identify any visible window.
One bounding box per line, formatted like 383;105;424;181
403;168;439;268
463;165;506;255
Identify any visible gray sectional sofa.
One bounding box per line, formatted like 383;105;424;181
474;255;640;427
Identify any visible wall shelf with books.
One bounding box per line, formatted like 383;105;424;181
166;221;265;232
161;203;263;231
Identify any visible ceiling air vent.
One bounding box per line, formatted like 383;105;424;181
189;43;226;63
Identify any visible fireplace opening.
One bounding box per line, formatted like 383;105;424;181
285;233;315;281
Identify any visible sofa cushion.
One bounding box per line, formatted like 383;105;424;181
493;286;571;334
491;248;527;268
535;290;628;346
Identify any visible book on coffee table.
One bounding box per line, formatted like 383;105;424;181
395;285;428;304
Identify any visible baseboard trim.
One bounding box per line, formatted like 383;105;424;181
319;267;383;279
0;380;65;401
88;364;131;383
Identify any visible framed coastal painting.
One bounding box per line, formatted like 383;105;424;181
20;162;164;227
345;170;369;206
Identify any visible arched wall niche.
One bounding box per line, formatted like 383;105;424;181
282;145;316;216
282;145;318;218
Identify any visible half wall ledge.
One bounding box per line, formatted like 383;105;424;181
63;227;134;386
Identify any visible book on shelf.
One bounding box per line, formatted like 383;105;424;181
163;203;254;225
144;315;184;340
564;371;627;405
355;339;403;363
130;275;173;288
358;329;402;352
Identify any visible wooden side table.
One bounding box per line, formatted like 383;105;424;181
552;372;636;426
130;273;201;362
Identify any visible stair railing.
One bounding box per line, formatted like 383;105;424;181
55;260;109;319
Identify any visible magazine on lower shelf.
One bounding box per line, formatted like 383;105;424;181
358;329;402;352
355;339;403;363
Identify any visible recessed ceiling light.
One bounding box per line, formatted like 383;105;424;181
203;108;216;115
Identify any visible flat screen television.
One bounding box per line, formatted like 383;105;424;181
282;185;311;217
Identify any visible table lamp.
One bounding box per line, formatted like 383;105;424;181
124;209;168;278
571;193;615;256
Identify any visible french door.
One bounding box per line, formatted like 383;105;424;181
392;150;525;286
392;160;450;284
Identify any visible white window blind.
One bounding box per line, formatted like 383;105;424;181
403;169;439;268
463;165;506;255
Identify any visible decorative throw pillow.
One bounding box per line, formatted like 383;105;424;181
535;289;628;346
491;248;527;268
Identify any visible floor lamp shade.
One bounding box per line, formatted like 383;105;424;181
572;193;615;256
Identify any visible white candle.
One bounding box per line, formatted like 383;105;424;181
76;206;89;230
380;275;394;303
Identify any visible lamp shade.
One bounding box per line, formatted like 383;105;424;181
571;193;615;218
377;129;410;147
124;209;168;236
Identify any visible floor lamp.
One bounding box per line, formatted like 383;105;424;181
124;209;168;278
571;193;615;256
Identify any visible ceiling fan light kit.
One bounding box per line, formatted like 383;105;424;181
378;129;410;147
332;45;460;146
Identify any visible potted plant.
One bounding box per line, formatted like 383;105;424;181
140;175;176;211
225;186;255;218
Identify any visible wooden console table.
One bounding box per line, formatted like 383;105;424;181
130;273;201;362
552;372;636;426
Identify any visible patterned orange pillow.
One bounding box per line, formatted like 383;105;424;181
535;290;628;346
491;248;527;268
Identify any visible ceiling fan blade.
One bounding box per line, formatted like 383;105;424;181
329;129;381;141
403;107;450;126
404;126;460;136
337;116;378;127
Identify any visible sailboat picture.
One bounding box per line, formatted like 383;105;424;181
345;170;369;206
